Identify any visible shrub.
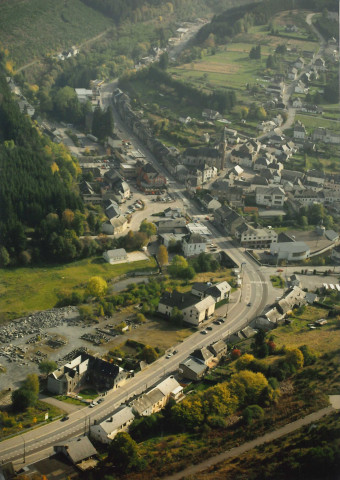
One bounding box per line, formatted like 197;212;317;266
242;404;264;425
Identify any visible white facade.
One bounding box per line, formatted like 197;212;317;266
103;248;128;264
90;407;135;444
270;242;310;261
181;296;215;325
182;236;206;257
255;186;286;207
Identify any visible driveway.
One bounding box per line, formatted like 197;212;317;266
39;394;84;413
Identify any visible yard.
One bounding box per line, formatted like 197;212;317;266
0;257;157;323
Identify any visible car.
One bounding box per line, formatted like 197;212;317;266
98;398;104;403
200;330;207;335
219;318;225;323
247;302;252;307
205;216;210;220
166;354;172;359
172;350;178;355
213;320;220;325
206;326;213;331
89;404;95;408
61;415;69;421
277;268;284;272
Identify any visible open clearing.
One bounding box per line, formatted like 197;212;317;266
0;257;156;323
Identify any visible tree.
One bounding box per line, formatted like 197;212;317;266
139;220;157;238
236;353;255;371
201;383;238;417
12;388;37;412
168;255;188;277
171;397;204;430
108;432;143;472
86;276;107;297
157;244;168;266
24;374;39;396
229;370;269;405
141;345;158;363
231;348;241;359
170;306;183;325
38;360;57;375
242;404;264;425
0;246;10;267
159;52;169;70
285;347;304;370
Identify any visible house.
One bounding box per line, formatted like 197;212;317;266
179;356;208;381
288;67;298;80
270;241;310;261
54;437;98;470
137;163;166;193
101;216;128;235
164;207;182;218
157;218;187;234
90;406;135;444
191;281;231;302
305;169;325;185
105;201;121;220
331;245;340;263
293;121;307;140
182;233;206;257
285;24;299;32
202;109;221;121
156;376;184;403
214;205;245;235
276;286;306;313
157;290;215;326
235;224;278;249
75;88;94;103
255;186;286;207
47;354;127;395
314;57;326;71
103;248;128;264
292;97;303;108
191;347;214;366
294;57;305;69
294;189;323;206
295;81;308;94
200;194;221;212
182;147;223;170
208;340;228;359
132;388;164;416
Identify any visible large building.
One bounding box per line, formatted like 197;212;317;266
157;290;215;326
47;354;127;395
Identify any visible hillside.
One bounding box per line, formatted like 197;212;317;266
0;0;113;68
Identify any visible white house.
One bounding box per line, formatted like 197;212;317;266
157;290;215;326
182;233;206;257
90;407;135;444
255;186;286;207
191;281;231;302
103;248;128;264
101;216;128;235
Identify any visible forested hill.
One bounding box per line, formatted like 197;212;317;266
80;0;259;24
195;0;338;45
0;61;83;265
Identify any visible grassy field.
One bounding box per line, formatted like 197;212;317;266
0;257;157;323
272;306;340;354
296;114;340;133
270;275;285;289
0;0;112;67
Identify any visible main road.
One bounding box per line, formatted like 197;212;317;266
0;87;268;470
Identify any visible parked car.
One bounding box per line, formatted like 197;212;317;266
200;330;207;335
207;326;213;331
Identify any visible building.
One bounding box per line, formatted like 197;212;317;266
90;406;135;444
103;248;128;264
130;377;183;417
191;281;231;302
47;354;127;395
157;290;215;326
293;121;307;140
270;241;310;261
179;356;208;381
54;437;98;470
137;163;166;193
101;216;128;235
255;186;286;207
182;233;206;257
235;224;278;248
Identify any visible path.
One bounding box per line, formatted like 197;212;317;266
163;406;334;480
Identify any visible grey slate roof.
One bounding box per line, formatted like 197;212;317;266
56;437;97;464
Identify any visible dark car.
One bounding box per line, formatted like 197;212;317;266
61;416;69;421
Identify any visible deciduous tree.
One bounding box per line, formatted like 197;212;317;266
86;276;108;297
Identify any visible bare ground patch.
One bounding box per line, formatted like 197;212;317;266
177;62;240;74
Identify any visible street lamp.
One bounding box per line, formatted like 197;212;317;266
22;437;26;464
